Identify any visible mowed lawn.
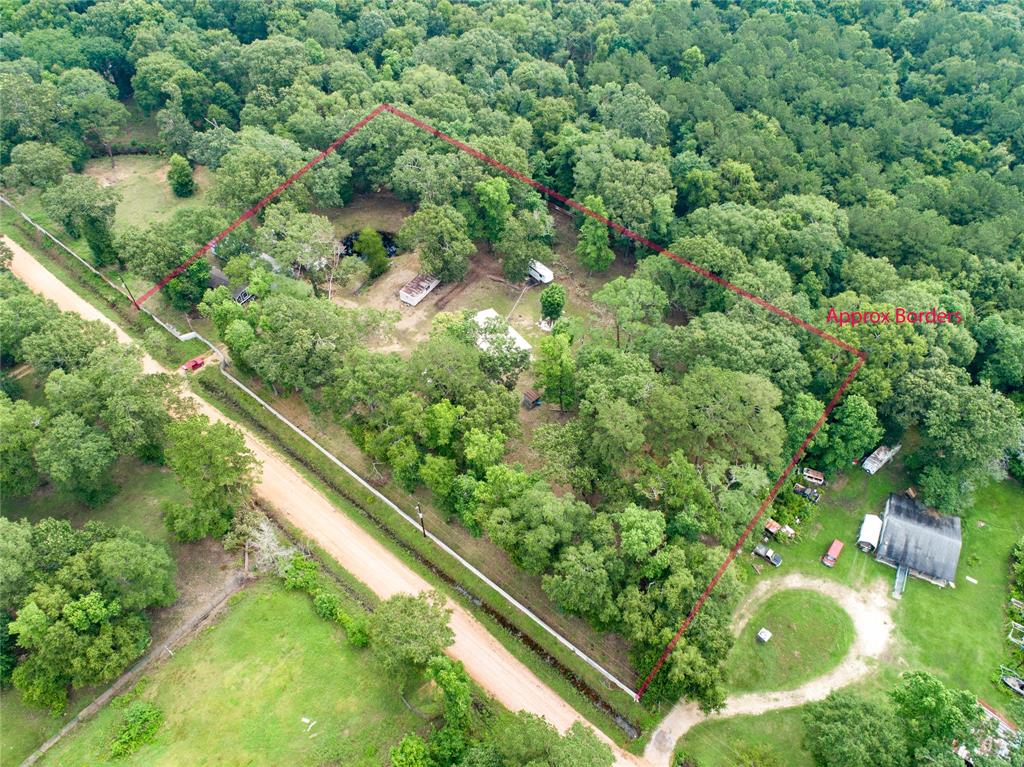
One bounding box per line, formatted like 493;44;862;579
83;155;211;232
725;589;854;694
677;707;815;767
38;581;426;767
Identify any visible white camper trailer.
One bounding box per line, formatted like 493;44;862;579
527;260;554;284
858;514;883;553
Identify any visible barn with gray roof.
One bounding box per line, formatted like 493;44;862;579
876;493;962;587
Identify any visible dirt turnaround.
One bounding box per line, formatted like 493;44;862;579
5;237;644;767
643;573;894;766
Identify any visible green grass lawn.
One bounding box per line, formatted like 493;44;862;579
3;458;186;544
36;581;428;767
676;707;815;767
83;155;211;232
725;589;854;694
1;692;84;767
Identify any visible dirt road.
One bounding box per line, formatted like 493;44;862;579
643;573;894;765
5;237;644;767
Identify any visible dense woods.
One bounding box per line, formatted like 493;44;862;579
1;0;1022;729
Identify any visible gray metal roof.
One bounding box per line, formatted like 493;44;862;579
876;493;962;583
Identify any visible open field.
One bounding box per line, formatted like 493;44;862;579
676;707;816;767
725;589;854;694
36;581;429;767
83;155;211;231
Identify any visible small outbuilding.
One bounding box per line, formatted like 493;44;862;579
875;493;962;587
398;274;440;306
522;389;542;410
764;518;795;540
857;514;883;553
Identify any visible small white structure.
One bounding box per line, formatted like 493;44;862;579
756;628;772;643
528;260;554;284
474;308;532;353
398;274;440;306
857;514;883;553
862;444;902;475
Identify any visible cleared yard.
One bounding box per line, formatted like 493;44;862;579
725;589;854;694
84;155;211;231
676;708;815;767
36;581;428;767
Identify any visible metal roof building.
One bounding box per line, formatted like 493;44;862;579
876;493;962;587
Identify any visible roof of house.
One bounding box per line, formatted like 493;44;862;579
876;493;962;583
474;308;532;353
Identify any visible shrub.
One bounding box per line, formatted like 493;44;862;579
313;589;342;621
343;613;370;648
282;554;320;592
110;701;163;758
539;283;566;322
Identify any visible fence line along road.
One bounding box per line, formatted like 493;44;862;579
0;196;641;703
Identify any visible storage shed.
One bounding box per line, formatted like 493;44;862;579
875;493;962;587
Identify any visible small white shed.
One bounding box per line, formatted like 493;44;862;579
858;514;883;553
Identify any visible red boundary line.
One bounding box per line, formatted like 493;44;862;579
137;104;866;701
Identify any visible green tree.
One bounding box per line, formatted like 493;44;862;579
167;153;195;197
593;276;668;348
539;283;566;322
0;396;45;497
33;413;116;505
474;176;513;245
368;591;454;682
576;195;615;273
817;395;882;476
41;174;121;266
398;203;474;283
535;334;576;412
162;415;259;540
890;671;981;754
390;735;431;767
354;227;389;279
2;141;70;191
495;209;551;283
804;691;909;767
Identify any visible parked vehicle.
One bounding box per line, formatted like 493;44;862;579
753;544;782;567
181;356;206;372
793;483;821;503
821;539;844;567
802;467;826;486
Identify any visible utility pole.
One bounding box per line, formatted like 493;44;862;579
119;275;139;309
416;503;425;538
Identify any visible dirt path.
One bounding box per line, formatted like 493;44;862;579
643;573;894;765
6;237;644;767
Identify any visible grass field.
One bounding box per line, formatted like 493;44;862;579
36;581;428;767
3;458;185;541
83;155;211;232
676;707;816;767
725;589;854;694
